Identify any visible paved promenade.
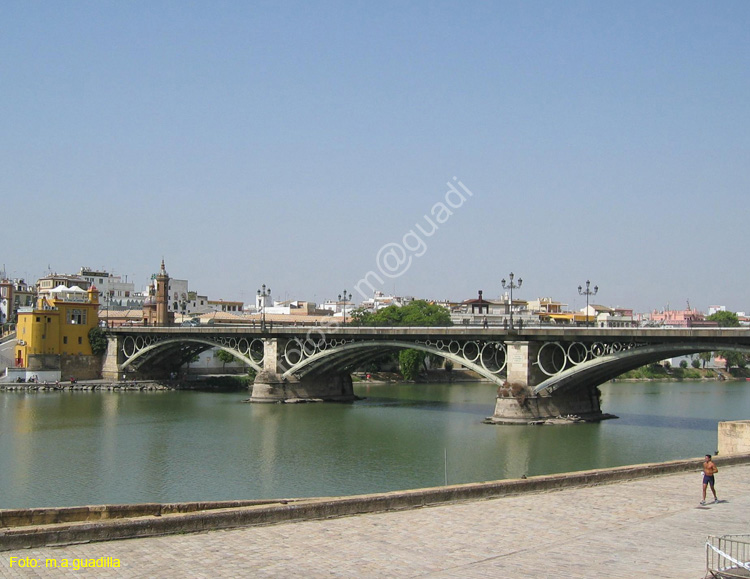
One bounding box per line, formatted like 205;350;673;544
2;463;749;578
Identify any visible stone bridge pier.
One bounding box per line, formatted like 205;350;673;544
488;341;609;424
101;335;124;381
249;337;356;403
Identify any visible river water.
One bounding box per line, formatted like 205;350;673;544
0;380;748;509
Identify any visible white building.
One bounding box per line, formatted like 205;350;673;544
149;275;203;315
357;291;413;313
79;268;144;310
1;278;35;325
147;272;240;316
321;299;355;317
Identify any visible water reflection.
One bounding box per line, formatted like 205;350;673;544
615;413;716;431
0;381;747;508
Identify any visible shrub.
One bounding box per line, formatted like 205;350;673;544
88;327;108;356
399;349;425;381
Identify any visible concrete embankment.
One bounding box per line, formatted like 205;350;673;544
2;453;749;552
0;381;169;392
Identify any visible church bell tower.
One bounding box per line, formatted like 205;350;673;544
155;259;173;327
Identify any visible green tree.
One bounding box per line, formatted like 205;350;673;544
707;311;740;327
349;307;371;326
88;327;108;356
691;358;701;369
717;351;748;370
698;351;713;368
399;349;425;381
352;300;452;327
353;300;452;377
215;349;237;369
186;352;201;374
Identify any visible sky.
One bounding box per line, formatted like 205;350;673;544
2;1;749;313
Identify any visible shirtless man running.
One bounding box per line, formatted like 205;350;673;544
701;454;719;505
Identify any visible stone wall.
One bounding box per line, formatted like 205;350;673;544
60;354;102;381
26;354;61;371
718;420;750;455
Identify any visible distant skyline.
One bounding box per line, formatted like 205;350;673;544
2;1;749;313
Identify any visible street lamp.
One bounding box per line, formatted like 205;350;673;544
578;280;599;327
501;272;522;329
257;284;271;332
339;289;352;325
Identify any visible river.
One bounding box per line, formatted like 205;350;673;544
0;380;747;509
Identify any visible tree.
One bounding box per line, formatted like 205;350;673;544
679;360;688;369
88;327;108;356
691;358;701;369
698;351;713;368
185;352;201;375
352;300;452;327
707;311;740;327
352;300;452;377
717;350;748;370
215;349;237;370
399;349;425;381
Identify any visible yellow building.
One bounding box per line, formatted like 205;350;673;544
16;285;100;367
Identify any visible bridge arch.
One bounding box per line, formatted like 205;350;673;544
533;342;750;395
279;339;507;386
120;337;264;374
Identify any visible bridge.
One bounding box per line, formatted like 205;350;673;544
102;325;750;423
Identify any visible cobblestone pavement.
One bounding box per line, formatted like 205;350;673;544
2;464;749;578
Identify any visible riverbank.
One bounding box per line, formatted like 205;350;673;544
0;380;170;392
616;365;750;381
0;375;252;393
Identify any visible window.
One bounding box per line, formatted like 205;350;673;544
78;337;82;344
63;336;68;344
36;316;40;322
67;309;87;325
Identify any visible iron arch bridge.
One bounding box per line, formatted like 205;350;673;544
103;326;750;423
116;332;266;375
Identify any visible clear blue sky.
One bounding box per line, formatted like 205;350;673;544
2;1;749;313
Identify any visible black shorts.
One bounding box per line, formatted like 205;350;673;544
703;474;715;485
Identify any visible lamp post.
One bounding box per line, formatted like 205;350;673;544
257;284;271;332
501;272;522;329
578;280;598;327
339;289;352;325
